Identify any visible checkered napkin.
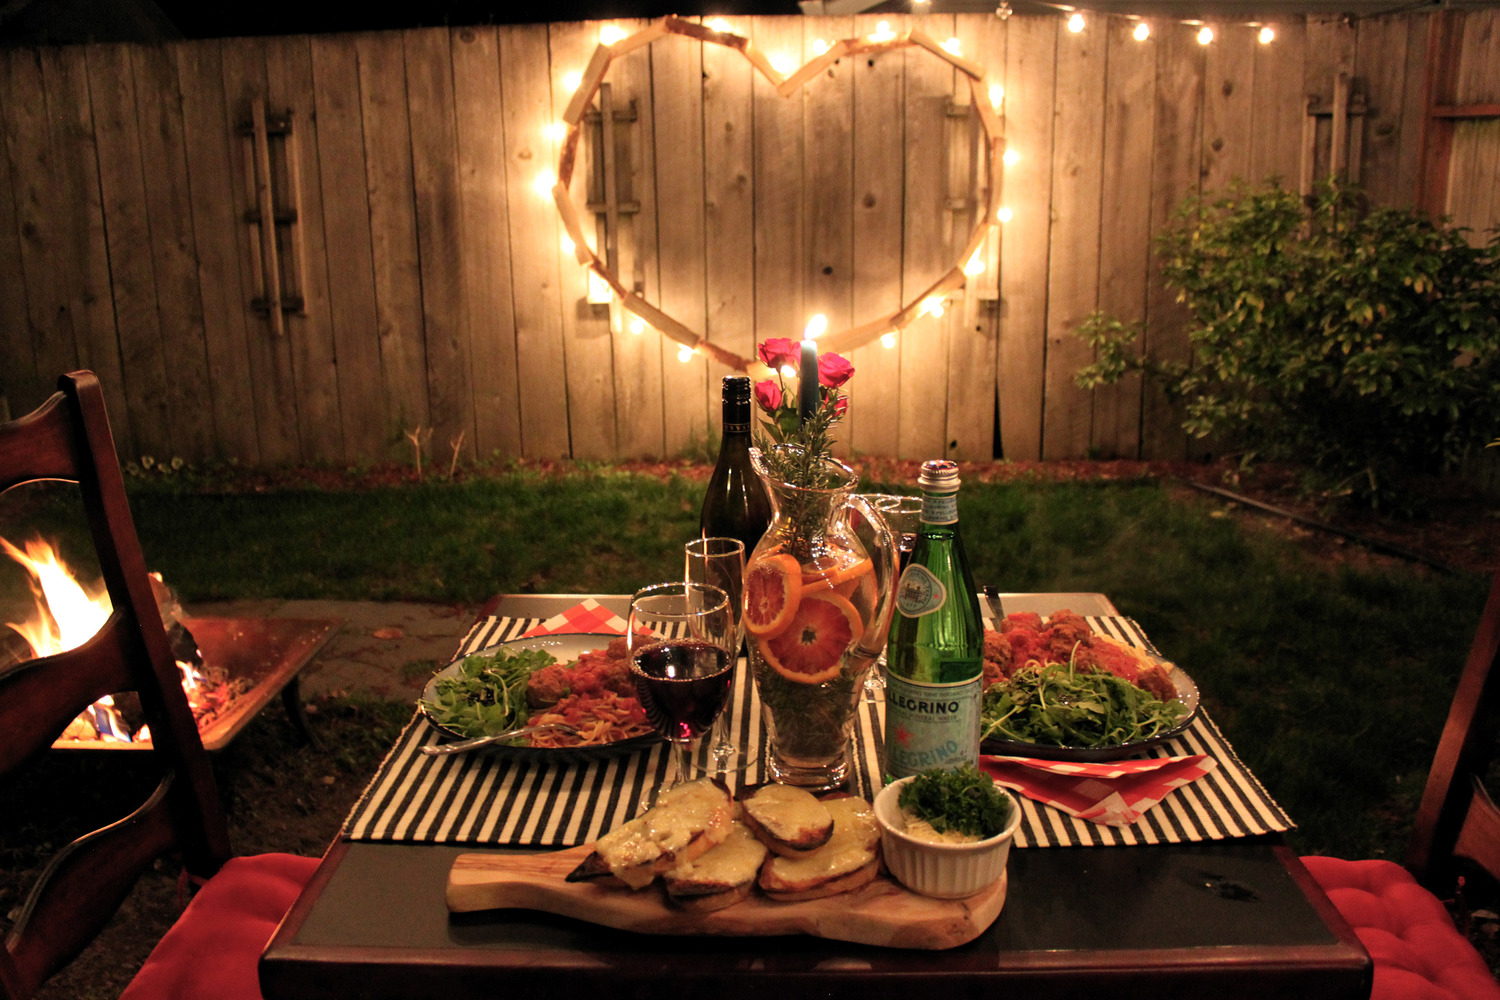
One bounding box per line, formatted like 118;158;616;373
979;754;1219;827
517;598;628;638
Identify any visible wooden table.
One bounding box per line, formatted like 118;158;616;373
260;593;1371;1000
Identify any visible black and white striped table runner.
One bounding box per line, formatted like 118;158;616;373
342;615;1292;848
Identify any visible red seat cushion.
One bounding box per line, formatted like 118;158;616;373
119;853;319;1000
1303;855;1500;1000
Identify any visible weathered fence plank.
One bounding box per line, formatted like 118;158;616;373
264;34;343;463
174;40;260;463
220;37;303;463
357;31;429;455
1041;21;1105;460
1355;14;1419;208
1248;17;1306;189
1092;16;1154;460
498;23;570;458
998;14;1055;460
946;13;1004;462
449;25;521;460
404;28;473;465
899;12;956;461
603;18;666;459
846;12;907;460
88;43;173;459
754;16;808;352
308;34;385;461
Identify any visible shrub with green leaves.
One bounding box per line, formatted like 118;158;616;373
1076;180;1500;505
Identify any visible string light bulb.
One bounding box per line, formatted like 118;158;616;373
560;233;575;255
996;206;1013;223
706;18;733;34
869;21;896;43
1133;21;1150;41
942;37;962;56
922;296;945;318
562;71;582;91
1258;25;1276;44
769;53;796;75
881;332;897;349
598;25;627;46
988;83;1004;108
534;170;557;196
963;251;985;277
1067;13;1085;33
1003;149;1020;167
544;121;567;142
629;317;645;335
1197;25;1214;45
678;345;697;362
812;38;830;55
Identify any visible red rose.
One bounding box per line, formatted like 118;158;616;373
754;379;783;412
832;396;848;417
818;353;855;388
757;338;801;370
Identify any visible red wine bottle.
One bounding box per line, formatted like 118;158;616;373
700;375;771;554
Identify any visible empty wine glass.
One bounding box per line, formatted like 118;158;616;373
627;582;736;805
685;537;746;775
860;494;923;692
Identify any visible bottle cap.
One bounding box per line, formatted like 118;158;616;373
918;459;960;492
722;375;752;402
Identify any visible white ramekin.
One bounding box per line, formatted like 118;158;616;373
873;775;1021;899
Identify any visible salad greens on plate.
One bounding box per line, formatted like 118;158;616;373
420;646;555;738
980;659;1188;749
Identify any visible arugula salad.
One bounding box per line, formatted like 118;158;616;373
980;659;1187;749
420;646;556;738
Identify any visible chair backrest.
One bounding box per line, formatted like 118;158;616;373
1406;559;1500;893
0;371;229;1000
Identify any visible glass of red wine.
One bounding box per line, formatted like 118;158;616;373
626;581;736;804
684;537;748;776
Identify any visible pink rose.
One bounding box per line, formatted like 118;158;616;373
754;379;783;412
758;338;801;370
818;353;855;388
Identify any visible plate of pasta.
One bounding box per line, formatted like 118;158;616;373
419;632;659;760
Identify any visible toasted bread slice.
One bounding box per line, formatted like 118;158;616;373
761;856;880;902
758;794;880;900
740;784;835;858
566;779;733;890
663;821;769;911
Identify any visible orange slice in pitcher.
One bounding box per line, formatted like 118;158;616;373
758;590;863;685
745;553;802;639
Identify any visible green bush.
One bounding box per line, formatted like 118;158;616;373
1076;180;1500;506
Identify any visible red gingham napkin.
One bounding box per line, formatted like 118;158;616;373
979;754;1218;827
518;599;628;638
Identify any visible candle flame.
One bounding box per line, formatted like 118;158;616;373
804;314;828;339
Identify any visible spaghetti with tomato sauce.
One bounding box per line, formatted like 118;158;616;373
523;637;653;747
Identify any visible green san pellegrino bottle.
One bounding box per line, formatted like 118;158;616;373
882;459;984;780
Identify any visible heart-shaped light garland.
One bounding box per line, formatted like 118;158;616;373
548;15;1004;374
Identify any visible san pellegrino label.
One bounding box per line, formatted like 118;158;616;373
895;563;947;617
884;673;982;775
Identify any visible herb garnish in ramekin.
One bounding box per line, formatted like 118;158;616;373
897;765;1011;840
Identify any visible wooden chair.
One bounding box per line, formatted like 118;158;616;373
1303;560;1500;1000
0;371;317;1000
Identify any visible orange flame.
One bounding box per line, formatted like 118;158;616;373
3;536;207;743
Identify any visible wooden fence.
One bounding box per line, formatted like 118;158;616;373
0;9;1497;467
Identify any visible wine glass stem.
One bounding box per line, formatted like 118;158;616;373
668;738;693;787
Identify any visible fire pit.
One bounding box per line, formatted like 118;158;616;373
2;536;339;751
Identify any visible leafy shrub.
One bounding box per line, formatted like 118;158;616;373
1076;180;1500;506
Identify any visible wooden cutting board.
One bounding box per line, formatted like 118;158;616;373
447;844;1006;950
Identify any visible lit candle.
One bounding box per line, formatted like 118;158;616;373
799;339;819;425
